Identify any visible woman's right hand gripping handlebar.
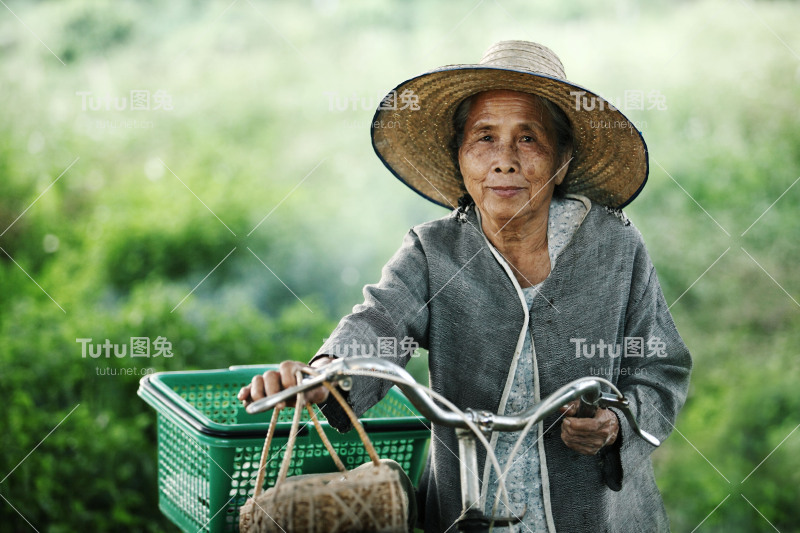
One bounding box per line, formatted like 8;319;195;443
237;357;336;409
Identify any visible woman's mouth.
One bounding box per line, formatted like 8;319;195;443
489;186;525;198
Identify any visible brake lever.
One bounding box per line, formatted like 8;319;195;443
596;393;661;447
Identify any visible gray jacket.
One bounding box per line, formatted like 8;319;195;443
314;199;692;532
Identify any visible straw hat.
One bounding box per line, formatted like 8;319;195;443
371;41;649;209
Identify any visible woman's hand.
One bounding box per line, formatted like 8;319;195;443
559;400;619;455
237;357;335;409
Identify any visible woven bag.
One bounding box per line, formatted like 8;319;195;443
239;379;409;533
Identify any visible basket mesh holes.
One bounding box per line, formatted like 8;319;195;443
174;383;246;425
151;371;427;532
157;415;212;531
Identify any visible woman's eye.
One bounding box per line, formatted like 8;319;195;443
521;135;534;143
480;135;493;142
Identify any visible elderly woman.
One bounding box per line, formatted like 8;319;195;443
239;41;691;532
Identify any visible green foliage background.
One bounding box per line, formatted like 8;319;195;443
1;0;798;531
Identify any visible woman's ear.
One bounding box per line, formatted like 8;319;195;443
553;148;573;186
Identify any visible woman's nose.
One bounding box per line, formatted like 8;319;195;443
494;142;518;174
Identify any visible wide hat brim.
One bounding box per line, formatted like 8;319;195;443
371;65;649;209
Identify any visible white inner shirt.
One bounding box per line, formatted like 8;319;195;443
482;194;587;532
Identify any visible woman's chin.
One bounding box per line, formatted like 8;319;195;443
480;204;529;227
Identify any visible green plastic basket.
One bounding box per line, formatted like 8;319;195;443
138;365;430;533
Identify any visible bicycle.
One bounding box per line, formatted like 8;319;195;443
245;357;660;533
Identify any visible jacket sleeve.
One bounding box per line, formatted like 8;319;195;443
309;228;431;432
607;248;693;488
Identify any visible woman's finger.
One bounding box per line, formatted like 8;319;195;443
249;374;266;401
305;380;329;404
238;360;333;408
561;414;615;455
563;416;602;433
278;361;301;391
237;385;250;402
559;400;579;415
264;369;290;409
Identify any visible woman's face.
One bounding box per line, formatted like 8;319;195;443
457;90;570;230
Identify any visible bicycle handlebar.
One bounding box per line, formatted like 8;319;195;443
245;357;660;446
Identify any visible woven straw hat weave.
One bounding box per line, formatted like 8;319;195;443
371;41;649;209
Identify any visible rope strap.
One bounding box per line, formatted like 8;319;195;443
251;370;383;499
253;409;281;498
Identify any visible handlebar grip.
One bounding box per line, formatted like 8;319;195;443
575;397;598;418
574;387;601;418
